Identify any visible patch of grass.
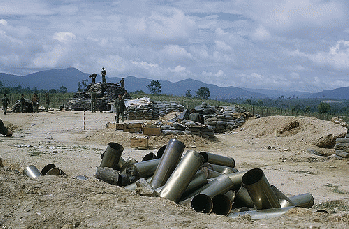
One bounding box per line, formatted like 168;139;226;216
315;200;349;212
71;145;90;150
29;150;44;157
324;183;349;195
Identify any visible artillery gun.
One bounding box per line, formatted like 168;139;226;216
66;74;127;111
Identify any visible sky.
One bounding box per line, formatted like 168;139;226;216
1;0;349;92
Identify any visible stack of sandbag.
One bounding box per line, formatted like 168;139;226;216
153;101;185;117
204;106;251;133
334;136;349;158
125;97;159;120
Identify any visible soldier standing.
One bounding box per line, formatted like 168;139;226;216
2;94;10;115
120;78;125;88
101;67;107;84
45;93;50;112
89;74;97;84
32;93;39;113
20;94;26;113
114;94;126;123
91;91;97;113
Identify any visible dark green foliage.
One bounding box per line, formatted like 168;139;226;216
59;86;68;94
196;87;210;99
185;90;192;98
147;80;161;94
318;102;331;114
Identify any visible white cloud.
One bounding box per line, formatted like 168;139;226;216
0;19;8;26
170;65;186;73
242;0;348;37
31;45;65;68
161;45;193;60
0;0;53;16
310;40;349;69
126;8;196;42
292;40;349;70
132;61;159;70
202;69;225;77
214;40;232;51
53;32;76;43
251;25;271;41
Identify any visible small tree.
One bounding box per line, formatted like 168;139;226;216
59;86;68;94
147;80;161;95
196;87;210;99
185;90;192;98
318;102;331;114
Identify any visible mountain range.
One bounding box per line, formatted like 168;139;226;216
1;67;348;100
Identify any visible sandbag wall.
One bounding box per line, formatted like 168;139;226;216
153;101;185;117
204;106;251;133
334;131;349;158
126;98;184;120
95;139;314;218
161;121;215;138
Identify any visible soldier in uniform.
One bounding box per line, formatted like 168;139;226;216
101;67;107;84
89;74;97;84
114;94;126;123
120;78;125;88
2;94;10;115
20;94;26;113
45;93;50;112
91;91;97;113
32;93;39;113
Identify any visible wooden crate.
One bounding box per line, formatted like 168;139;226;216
106;122;125;130
124;123;143;133
143;126;161;136
130;136;149;149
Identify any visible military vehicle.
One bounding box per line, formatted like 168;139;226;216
66;75;127;111
12;99;33;113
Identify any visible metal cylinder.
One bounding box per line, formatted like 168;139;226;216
0;120;12;137
100;142;124;170
233;186;255;208
270;185;294;208
212;190;235;215
133;159;160;178
183;170;208;196
191;173;241;213
209;164;238;173
205;152;235;168
151;139;185;189
191;194;213;213
242;168;280;210
23;165;42;178
160;151;206;202
288;193;314;208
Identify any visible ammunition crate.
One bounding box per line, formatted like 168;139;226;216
123;123;143;133
130;136;149;149
143;126;161;136
106;122;124;130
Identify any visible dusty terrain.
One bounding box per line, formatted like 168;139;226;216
1;111;349;228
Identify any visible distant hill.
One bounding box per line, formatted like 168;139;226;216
1;67;349;100
123;77;266;99
0;67;90;92
300;87;349;100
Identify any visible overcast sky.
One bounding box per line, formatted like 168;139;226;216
1;0;349;92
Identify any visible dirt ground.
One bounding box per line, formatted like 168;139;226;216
1;111;349;228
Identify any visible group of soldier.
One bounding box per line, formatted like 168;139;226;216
2;67;127;125
1;93;50;114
